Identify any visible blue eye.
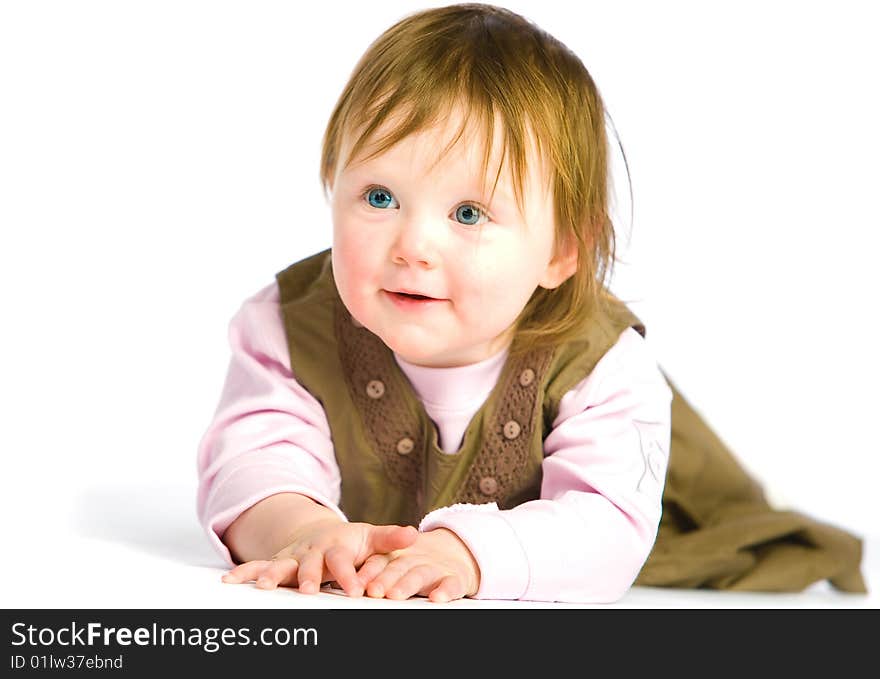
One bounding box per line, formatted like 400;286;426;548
454;204;484;226
366;187;398;209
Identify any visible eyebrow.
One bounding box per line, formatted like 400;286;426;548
479;179;515;207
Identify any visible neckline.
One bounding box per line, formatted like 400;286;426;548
393;347;510;410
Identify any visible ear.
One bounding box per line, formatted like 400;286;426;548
538;235;579;290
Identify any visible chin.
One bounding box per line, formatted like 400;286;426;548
377;332;449;366
382;336;438;362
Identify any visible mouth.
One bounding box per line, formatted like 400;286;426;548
383;289;448;309
391;291;435;300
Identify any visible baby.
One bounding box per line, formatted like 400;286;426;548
196;3;866;603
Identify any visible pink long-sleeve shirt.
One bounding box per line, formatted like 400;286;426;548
196;280;673;603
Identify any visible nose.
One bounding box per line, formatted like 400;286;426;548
389;211;439;269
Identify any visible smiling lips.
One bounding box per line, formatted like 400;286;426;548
387;285;446;299
384;289;448;309
392;289;437;299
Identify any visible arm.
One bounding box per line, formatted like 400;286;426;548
196;282;347;567
419;327;673;603
197;283;417;595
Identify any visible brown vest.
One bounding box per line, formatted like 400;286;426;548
276;249;867;593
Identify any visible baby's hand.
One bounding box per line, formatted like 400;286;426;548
221;519;418;597
356;528;481;603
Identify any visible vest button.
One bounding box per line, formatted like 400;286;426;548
479;476;498;496
518;368;535;386
503;420;521;440
350;315;363;328
365;379;385;399
396;437;414;455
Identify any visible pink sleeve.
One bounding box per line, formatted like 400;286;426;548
195;282;346;567
419;328;673;603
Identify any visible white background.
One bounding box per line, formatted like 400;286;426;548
1;0;877;608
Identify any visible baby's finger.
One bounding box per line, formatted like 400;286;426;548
365;558;412;599
324;546;362;597
254;558;299;590
428;574;466;604
356;554;390;587
366;525;418;555
385;564;437;601
221;560;273;584
295;550;325;595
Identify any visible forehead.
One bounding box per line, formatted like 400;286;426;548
336;104;550;200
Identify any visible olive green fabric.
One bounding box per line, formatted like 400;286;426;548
636;379;866;592
275;249;867;593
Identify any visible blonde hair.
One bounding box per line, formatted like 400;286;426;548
321;3;626;357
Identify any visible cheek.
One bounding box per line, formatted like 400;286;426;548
456;247;539;319
332;209;379;280
331;223;365;308
333;243;371;300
